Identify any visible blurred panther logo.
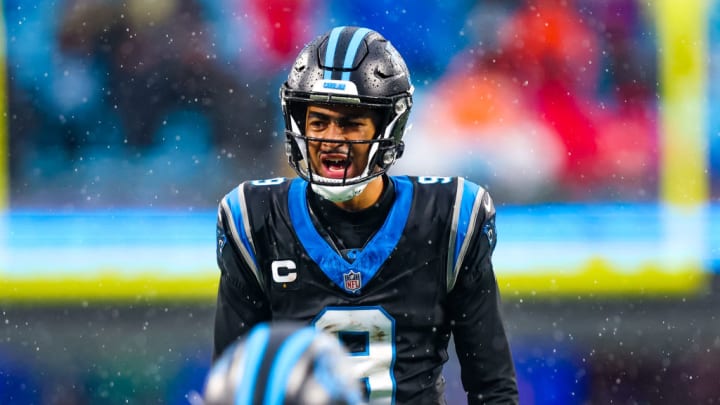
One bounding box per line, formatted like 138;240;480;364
216;228;227;255
483;217;496;250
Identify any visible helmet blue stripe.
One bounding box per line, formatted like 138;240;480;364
234;323;271;405
263;327;318;405
323;26;345;80
341;28;371;81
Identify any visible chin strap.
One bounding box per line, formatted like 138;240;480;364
311;180;371;202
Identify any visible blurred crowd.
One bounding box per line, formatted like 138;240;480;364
7;0;664;207
395;0;659;203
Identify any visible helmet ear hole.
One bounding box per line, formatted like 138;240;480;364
377;140;404;168
395;141;405;159
381;150;395;166
285;138;303;162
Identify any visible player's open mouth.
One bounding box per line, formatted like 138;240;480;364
320;154;351;178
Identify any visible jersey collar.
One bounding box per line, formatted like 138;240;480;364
288;176;413;294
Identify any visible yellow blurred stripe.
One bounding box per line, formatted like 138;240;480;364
657;0;709;204
498;258;708;297
0;274;219;303
0;260;706;303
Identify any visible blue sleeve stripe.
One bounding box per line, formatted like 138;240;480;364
222;184;262;289
237;184;258;261
234;323;271;405
263;327;319;405
341;28;371;81
449;179;484;291
323;26;345;80
455;180;481;262
446;178;465;291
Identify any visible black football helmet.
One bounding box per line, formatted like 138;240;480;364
280;26;414;202
202;322;362;405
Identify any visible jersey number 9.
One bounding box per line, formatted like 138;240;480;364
313;306;397;404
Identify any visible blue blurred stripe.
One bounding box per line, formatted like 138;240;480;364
1;203;717;274
235;324;271;405
263;327;318;405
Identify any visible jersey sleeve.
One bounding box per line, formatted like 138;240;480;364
446;187;519;404
212;185;271;360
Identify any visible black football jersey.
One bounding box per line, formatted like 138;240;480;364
213;176;518;405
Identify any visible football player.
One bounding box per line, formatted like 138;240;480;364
213;26;519;404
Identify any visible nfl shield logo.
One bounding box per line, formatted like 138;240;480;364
343;270;362;293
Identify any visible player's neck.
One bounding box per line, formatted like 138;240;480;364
334;176;385;212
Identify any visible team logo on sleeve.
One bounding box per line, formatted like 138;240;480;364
483;217;497;250
343;270;362;293
216;228;227;256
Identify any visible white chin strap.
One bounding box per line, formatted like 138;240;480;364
311;179;372;202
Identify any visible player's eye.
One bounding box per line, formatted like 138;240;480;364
307;119;329;131
343;120;363;129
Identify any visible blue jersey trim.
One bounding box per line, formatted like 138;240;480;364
323;26;345;80
264;327;318;405
341;28;371;81
235;323;271;405
288;177;413;294
454;180;481;269
225;187;258;268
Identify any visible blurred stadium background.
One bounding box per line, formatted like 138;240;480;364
1;0;720;403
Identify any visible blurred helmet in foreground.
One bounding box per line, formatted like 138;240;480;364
203;322;362;405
